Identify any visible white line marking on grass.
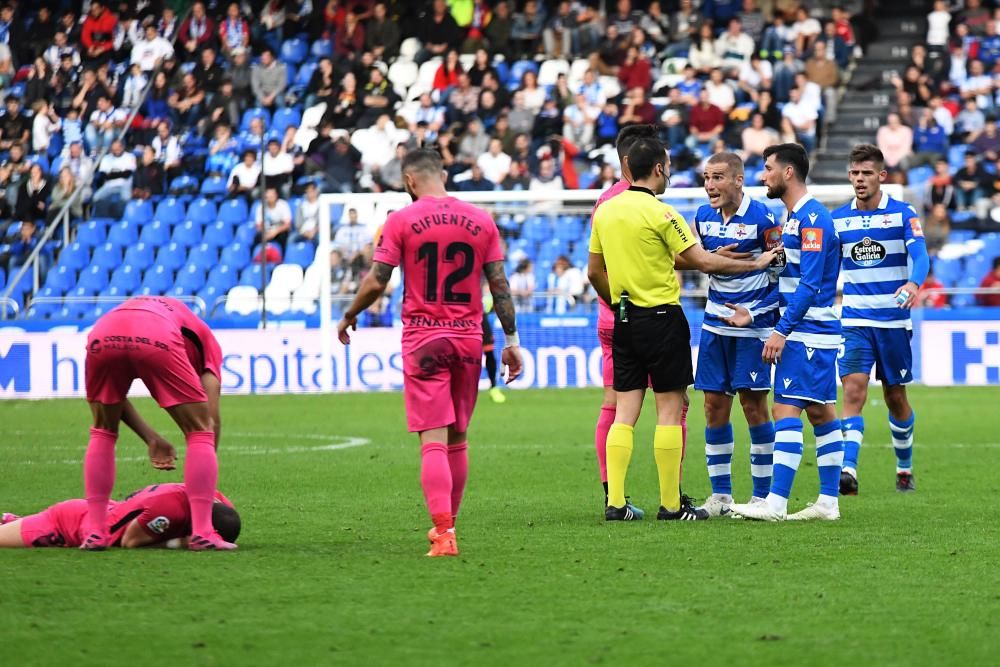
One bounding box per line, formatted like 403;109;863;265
7;435;371;465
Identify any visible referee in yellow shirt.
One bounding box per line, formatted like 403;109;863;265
588;137;778;521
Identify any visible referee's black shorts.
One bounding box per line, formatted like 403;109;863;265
612;304;694;393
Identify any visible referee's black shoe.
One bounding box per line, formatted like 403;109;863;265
657;495;710;521
605;503;643;521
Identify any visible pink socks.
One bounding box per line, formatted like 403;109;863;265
83;427;118;537
448;443;468;521
184;431;219;538
420;442;453;533
595;405;615;484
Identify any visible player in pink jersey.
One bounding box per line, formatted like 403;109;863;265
0;483;240;549
82;296;235;551
338;149;523;557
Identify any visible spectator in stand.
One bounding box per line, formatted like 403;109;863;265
143;70;172;125
416;0;463;64
789;6;822;56
741;112;779;164
772;47;802;102
132;21;174;73
689;23;721;75
14;164;50;223
121;63;149;111
132;145;165;200
151;121;183;182
158;7;179;42
976;257;1000;307
563;92;598;150
255;185;293;255
738;0;766;44
956;97;986;142
876;113;913;177
457;118;490;168
45;31;80;70
291;181;322;243
961;59;993;110
532;97;563;141
252;48;288;111
546;254;584;314
618;87;656;127
715;17;755;73
366;2;400;61
955;151;989;211
963;0;993;37
509;258;536;311
529;158;564;202
447;71;480;124
518;70;546;114
927;95;954;137
81;0;118;65
84;95;127;156
31;101;61;158
357;67;398;129
219;3;251;61
319;135;362;193
334;9;365;61
918;268;948;309
805;41;839;123
501;159;530;190
972;121;1000;162
0;96;30;153
374;143;406;192
927;0;951;52
91;140;136;217
512;0;546;58
1;220;43;277
925;158;955;211
923;203;951;255
483;0;513;59
781;86;818;153
194;47;225;98
228;149;261;201
705;68;736;113
688;88;726;148
618;45;652;93
61;141;95;200
333;207;372;276
262;138;295;193
178;2;216;62
168;72;206;131
457;163;495;191
659;88;688;147
433;49;462;93
477;138;511;185
48;167;85;222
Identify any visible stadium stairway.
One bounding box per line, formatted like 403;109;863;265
811;9;929;184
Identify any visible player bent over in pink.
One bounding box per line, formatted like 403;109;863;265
82;296;235;551
339;148;523;557
0;483;240;549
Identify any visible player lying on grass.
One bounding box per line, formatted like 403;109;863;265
0;483;240;549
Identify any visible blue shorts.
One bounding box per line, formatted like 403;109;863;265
694;329;772;395
773;339;838;407
838;326;913;386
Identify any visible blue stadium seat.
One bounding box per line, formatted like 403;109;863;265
280;37;307;65
523;216;552;242
76;220;107;248
206;264;238;292
218;198;248;224
109;265;141;293
138;219;170;246
220;242;251;270
154;197;187;225
284;241;315;268
92;242;122;268
44;265;76;294
295;61;318;89
188;243;217;268
272;107;302;135
107;220;140;247
241;107;271;133
203;221;234;248
169;174;200;195
123;242;155;272
310;39;332;59
201;175;228;197
239;263;273;286
79;264;110;292
197;285;224;313
493;60;510;86
171;220;203;247
58;241;89;271
155;242;187;271
234;221;257;246
141;265;174;294
175;264;207;293
508;60;539;88
58;302;90;320
25;300;58;319
123;199;154;225
100;285;130;301
187;197;218;224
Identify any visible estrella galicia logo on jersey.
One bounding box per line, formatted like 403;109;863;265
147;516;171;534
802;228;823;252
850;237;887;267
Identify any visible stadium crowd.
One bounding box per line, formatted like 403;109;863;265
1;0;998;318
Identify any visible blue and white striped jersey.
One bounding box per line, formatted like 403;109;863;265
694;194;782;338
775;194;842;349
832;192;926;329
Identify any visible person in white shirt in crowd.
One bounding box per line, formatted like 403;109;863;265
44;31;80;70
91;139;137;215
31;100;62;156
476;138;512;185
228;149;261;201
362;113;405;172
509;258;536;312
254;185;293;253
738;53;773;101
132;22;174;73
261;137;295;192
928;96;954;137
789;6;822;56
563;92;599;150
291;181;321;244
576;68;606;107
705;68;736;113
961;59;994;110
715;17;755;73
794;71;823;116
404;93;446;141
122;64;149;110
781;86;818;152
85;95;127;156
927;0;951;50
151;120;183;181
333;207;373;276
61;141;95;200
546;255;584;314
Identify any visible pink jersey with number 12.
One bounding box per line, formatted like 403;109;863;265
374;195;504;353
590;179;631;330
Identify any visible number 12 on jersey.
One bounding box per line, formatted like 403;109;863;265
416;241;475;304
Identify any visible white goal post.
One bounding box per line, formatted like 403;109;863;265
316;184;906;392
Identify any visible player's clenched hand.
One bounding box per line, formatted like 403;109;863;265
337;314;358;344
501;346;523;383
762;331;786;364
754;246;782;270
894;281;919;309
714;243;753;259
147;437;177;471
721;303;753;328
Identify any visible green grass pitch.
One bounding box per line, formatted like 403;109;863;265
1;386;998;666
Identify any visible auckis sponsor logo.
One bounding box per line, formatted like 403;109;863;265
802;228;823;252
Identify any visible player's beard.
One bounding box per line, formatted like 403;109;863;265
766;180;786;200
404;183;417;202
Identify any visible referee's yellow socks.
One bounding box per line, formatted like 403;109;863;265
606;424;634;508
654;425;683;511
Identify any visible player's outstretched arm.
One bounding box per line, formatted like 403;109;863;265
338;261;393;344
586;252;612;307
122;400;177;471
120;519;160;548
679;243;778;275
484;260;523;381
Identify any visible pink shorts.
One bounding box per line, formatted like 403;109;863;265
599;327;615;388
402;337;483;433
19;499;89;548
86;310;207;408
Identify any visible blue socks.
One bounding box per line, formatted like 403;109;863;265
749;421;775;499
705;424;734;496
841;415;864;475
889;411;915;472
815;420;844;499
769;418;804;511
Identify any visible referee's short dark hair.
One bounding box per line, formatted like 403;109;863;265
763;143;809;182
626;137;667;181
616;124;658;161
